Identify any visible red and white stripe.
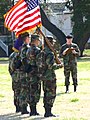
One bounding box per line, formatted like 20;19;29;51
4;0;42;37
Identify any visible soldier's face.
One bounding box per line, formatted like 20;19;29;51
35;39;40;47
66;38;72;45
25;36;30;44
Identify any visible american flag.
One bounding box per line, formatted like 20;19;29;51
4;0;42;37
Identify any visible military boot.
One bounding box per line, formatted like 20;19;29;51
44;107;56;117
30;105;39;116
74;85;77;92
21;105;29;114
65;85;69;93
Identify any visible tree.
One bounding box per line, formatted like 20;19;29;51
0;0;12;35
65;0;90;56
0;0;12;22
40;1;90;56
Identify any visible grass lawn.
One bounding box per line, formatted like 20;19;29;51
0;56;90;120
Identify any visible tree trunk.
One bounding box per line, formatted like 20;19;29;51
72;0;90;56
73;32;90;57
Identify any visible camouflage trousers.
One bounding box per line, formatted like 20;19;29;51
11;70;21;107
64;64;78;86
27;73;41;107
19;71;29;108
42;77;57;108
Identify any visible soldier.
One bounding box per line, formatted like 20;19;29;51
9;37;23;113
26;34;41;116
36;35;60;117
19;32;30;114
60;35;80;93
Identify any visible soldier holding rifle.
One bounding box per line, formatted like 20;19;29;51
60;35;80;93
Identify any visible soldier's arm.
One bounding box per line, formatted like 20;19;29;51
60;45;70;57
72;45;80;57
46;53;54;69
59;46;64;57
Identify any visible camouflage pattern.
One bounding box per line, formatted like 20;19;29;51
19;43;30;108
26;44;41;106
19;71;29;108
60;43;80;86
9;52;21;107
36;46;57;108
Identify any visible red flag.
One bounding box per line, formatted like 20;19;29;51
4;0;42;37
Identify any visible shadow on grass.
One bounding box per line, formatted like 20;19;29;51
78;57;90;62
0;113;58;120
0;60;9;64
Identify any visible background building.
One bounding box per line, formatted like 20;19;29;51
42;2;72;37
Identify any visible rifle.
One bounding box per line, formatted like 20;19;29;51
65;48;75;55
35;27;62;65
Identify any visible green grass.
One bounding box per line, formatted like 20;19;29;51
0;57;90;120
0;94;4;98
70;98;79;102
0;57;9;61
83;49;90;56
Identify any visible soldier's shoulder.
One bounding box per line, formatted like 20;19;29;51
36;47;40;50
9;52;16;59
61;43;67;47
61;43;67;49
72;43;79;47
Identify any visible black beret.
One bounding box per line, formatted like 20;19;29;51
66;35;73;39
20;32;29;40
31;35;40;42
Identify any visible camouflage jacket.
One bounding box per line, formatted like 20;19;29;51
60;43;80;66
36;46;56;80
9;52;20;75
26;44;41;73
19;43;30;72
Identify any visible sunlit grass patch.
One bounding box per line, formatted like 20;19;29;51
0;94;4;98
70;98;79;102
0;57;9;61
83;49;90;56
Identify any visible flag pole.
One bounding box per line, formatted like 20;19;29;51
35;26;63;65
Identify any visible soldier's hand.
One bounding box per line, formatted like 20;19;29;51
58;63;64;68
63;48;69;55
55;62;63;68
72;49;77;54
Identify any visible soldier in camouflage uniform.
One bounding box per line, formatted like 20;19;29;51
26;34;41;116
19;32;30;114
9;37;23;113
36;36;60;117
60;35;80;93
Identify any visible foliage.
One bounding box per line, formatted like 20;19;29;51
0;0;12;22
72;0;90;38
65;0;90;56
